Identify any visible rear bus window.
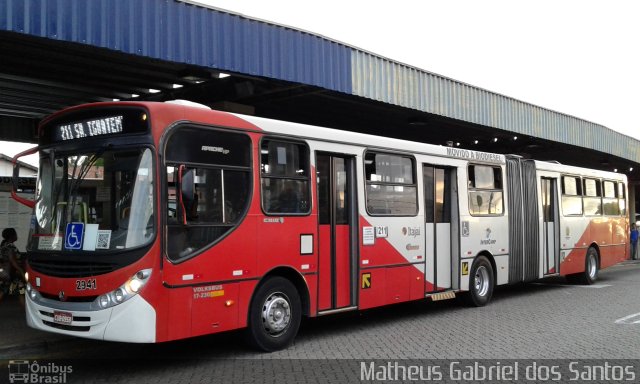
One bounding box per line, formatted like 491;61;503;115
618;182;627;215
603;180;620;216
582;178;602;216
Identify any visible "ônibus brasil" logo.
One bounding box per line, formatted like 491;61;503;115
8;360;73;383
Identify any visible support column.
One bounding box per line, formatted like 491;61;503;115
630;182;638;225
630;182;638;260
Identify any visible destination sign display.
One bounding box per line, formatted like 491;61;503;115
57;115;124;141
43;108;150;144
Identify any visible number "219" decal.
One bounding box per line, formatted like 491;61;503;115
76;279;97;291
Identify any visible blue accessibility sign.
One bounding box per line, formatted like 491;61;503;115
65;222;85;250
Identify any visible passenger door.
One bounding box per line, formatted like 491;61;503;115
316;153;357;311
541;177;560;274
423;165;457;292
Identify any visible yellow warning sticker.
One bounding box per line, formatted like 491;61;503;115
193;290;225;299
462;262;469;276
362;273;371;289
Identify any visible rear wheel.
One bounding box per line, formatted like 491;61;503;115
567;247;599;285
246;277;301;352
465;256;494;307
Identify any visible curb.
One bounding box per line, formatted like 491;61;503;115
617;259;640;265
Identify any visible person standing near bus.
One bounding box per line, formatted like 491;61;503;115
0;232;10;304
1;228;26;307
631;224;639;260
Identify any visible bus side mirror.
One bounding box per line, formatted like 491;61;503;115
178;165;195;224
12;147;38;208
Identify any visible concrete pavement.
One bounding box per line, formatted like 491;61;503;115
0;260;640;360
0;295;74;359
1;260;640;384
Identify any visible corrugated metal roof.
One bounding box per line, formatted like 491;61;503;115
0;0;352;93
1;0;639;164
351;50;640;163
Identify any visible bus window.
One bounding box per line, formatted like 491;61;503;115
603;180;620;216
169;167;249;224
260;139;310;215
561;176;583;216
164;127;252;261
583;178;602;216
468;165;503;216
618;182;627;215
166;166;251;259
364;152;417;216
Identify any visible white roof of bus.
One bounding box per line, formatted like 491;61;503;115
534;159;627;182
238;112;625;182
237;112;505;164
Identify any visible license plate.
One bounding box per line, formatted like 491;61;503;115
53;311;73;325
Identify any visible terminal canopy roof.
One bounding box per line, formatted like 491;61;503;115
0;0;638;179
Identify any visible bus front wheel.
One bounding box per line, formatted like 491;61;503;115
246;276;301;352
465;256;495;307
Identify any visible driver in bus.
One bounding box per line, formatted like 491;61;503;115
277;185;299;213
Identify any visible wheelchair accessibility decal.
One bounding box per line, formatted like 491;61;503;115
65;222;85;250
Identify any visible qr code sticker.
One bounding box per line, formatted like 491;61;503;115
96;230;112;249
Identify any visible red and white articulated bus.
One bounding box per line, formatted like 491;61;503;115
12;101;629;351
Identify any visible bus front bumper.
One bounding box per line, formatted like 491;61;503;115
26;292;156;343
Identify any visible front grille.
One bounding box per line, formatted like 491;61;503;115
40;292;98;303
42;320;90;332
40;309;92;332
29;259;117;277
39;311;90;322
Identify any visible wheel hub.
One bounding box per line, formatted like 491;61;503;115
588;252;597;278
474;266;490;297
262;293;291;336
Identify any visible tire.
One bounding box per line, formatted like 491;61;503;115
567;247;599;285
465;256;495;307
246;277;301;352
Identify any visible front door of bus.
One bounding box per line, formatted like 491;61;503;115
423;165;455;292
541;177;560;274
316;154;356;311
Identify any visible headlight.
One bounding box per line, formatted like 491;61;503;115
26;283;37;300
114;288;125;303
25;271;29;282
98;295;111;308
128;279;143;293
93;269;152;310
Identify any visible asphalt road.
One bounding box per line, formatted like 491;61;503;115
3;261;640;383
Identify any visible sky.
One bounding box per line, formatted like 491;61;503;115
2;0;639;166
196;0;640;139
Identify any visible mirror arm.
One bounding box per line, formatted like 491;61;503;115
12;147;38;208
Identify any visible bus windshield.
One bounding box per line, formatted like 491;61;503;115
29;147;155;252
